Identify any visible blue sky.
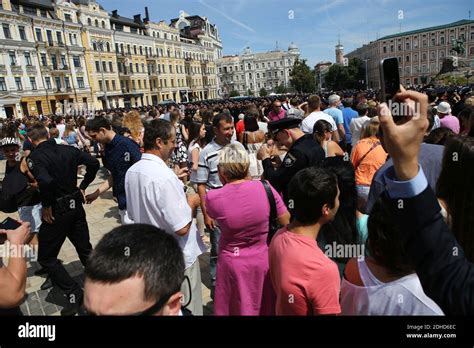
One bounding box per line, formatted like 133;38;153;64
99;0;472;66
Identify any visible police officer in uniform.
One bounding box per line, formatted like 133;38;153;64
257;117;325;203
27;124;100;315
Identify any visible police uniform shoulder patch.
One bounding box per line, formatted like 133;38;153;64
27;158;33;170
283;153;297;168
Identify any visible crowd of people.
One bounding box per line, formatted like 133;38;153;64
0;83;473;316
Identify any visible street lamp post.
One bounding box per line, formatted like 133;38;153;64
364;58;370;90
95;40;109;110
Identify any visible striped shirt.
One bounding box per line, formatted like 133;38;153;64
193;140;244;190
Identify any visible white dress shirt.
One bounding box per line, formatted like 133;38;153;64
125;153;206;269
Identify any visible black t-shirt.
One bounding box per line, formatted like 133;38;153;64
4;161;41;207
23;139;33;152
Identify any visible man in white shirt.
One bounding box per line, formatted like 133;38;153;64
300;95;339;141
349;103;371;147
125;119;206;315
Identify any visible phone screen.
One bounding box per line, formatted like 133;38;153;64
1;217;22;230
380;58;400;102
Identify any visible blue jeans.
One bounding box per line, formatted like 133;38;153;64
209;225;221;287
18;203;42;233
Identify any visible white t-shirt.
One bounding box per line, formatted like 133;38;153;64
300;111;337;134
349;116;371;146
258;122;268;134
188;141;202;183
340;258;444;315
125;153;206;269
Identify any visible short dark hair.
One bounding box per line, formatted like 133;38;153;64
212;113;233;129
27;123;48;141
356;103;369;116
85;224;185;302
85;116;112;132
288;167;338;225
368;199;414;277
342;98;353;108
143;119;174;151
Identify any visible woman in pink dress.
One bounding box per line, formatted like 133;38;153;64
206;143;290;315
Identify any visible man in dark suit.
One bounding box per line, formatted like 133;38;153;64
376;86;473;315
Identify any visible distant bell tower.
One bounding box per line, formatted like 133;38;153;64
336;36;344;65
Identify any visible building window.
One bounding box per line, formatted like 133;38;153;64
2;24;11;39
19;26;27;41
440;36;445;45
65;77;71;89
105;80;110;91
102;61;107;72
102;20;106;29
41;53;47;66
9;51;16;66
56;31;63;44
109;62;113;72
405;55;410;62
88;18;92;26
45;77;52;89
73;56;81;68
24;52;32;66
35;28;42;42
95;61;100;72
61;55;66;67
15;77;22;91
406;42;410;50
95;19;99;27
77;77;85;88
65;13;72;22
422;53;427;61
112;80;116;90
40;9;47;18
106;42;110;52
98;80;103;91
27;77;37;90
0;77;6;91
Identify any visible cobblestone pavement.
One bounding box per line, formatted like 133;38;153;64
0;161;213;316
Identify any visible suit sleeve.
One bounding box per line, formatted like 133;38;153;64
384;182;474;315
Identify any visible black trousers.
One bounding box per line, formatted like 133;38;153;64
38;203;92;295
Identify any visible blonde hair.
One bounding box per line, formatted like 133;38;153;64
218;143;250;180
361;116;380;139
123;111;144;142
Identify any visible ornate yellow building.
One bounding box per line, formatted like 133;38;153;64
0;0;222;117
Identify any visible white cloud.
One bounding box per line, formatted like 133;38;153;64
198;0;256;33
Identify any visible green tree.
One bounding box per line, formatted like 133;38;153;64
290;59;316;93
247;89;254;96
259;87;268;97
229;90;240;97
325;58;365;90
274;85;287;94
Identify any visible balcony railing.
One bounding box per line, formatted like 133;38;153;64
10;65;23;74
